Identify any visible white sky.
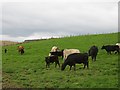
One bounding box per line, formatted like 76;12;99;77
0;0;119;42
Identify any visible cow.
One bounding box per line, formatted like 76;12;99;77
88;45;98;61
101;45;119;54
50;49;80;60
49;46;60;56
63;49;80;60
18;46;24;55
5;49;7;53
61;53;89;71
45;55;60;68
116;43;120;48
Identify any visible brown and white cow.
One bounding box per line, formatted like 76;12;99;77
18;46;24;55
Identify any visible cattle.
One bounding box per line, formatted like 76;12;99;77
49;46;60;56
61;53;89;71
88;45;98;61
45;55;60;68
5;49;7;53
63;49;80;60
116;43;120;48
101;45;119;54
18;46;24;55
50;49;80;60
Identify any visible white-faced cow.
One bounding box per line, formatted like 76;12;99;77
18;46;24;55
116;43;120;48
49;46;60;56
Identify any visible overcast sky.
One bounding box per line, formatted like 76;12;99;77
0;0;119;42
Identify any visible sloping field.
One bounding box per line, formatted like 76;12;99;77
2;33;119;88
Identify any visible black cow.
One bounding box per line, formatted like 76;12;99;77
61;53;89;71
101;45;119;54
45;55;60;68
88;45;98;61
5;49;7;53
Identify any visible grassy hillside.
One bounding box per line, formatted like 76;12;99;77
2;33;119;88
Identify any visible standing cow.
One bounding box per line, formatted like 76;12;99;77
101;45;119;54
63;49;80;60
88;45;98;61
45;55;60;68
61;53;89;71
4;49;7;53
18;46;24;55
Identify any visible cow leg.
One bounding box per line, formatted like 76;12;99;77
55;62;57;68
55;61;60;68
46;63;48;68
83;63;86;69
73;64;76;71
69;65;72;70
48;63;50;68
117;50;119;54
110;51;112;54
94;56;96;61
83;62;88;69
58;62;60;68
86;62;89;69
21;51;22;55
92;56;94;61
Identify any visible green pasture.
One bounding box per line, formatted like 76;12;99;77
2;33;119;88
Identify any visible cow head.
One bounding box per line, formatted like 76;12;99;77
101;45;105;49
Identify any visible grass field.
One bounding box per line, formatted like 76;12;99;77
2;33;119;88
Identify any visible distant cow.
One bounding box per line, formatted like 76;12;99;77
61;53;89;71
45;55;60;68
18;46;24;55
101;45;119;54
49;46;60;56
63;49;80;60
88;45;98;61
5;49;7;53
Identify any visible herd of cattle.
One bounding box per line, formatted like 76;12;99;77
5;43;120;71
45;43;120;71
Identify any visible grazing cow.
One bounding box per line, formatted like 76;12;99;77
45;55;60;68
61;53;89;71
18;46;24;55
63;49;80;60
88;45;98;61
49;46;60;56
101;45;119;54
